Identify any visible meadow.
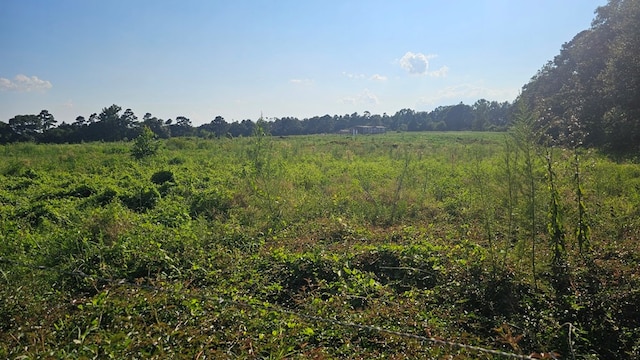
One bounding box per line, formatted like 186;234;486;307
1;131;639;359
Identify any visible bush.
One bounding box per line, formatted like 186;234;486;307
120;186;161;212
131;126;159;159
150;170;175;185
95;187;118;206
68;184;96;198
189;187;233;220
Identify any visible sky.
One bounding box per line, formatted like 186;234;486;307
1;0;606;126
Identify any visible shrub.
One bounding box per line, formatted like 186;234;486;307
189;187;233;220
2;160;28;176
68;184;96;198
95;187;118;206
150;170;175;185
130;126;159;159
168;156;186;165
120;186;161;212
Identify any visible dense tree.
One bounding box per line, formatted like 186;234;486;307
40;122;77;143
169;116;194;137
0;121;18;143
99;104;122;122
73;116;87;127
78;104;139;142
393;109;416;131
8;114;41;139
271;117;303;136
599;0;640;152
38;110;56;131
200;116;229;138
142;113;170;139
520;0;640;153
304;115;334;134
95;104;124;141
2;98;518;144
227;119;254;137
121;108;138;127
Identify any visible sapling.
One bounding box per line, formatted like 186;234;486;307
546;149;570;295
501;136;519;270
131;126;159;159
574;150;590;255
470;148;497;274
567;115;590;256
510;101;541;289
546;149;566;266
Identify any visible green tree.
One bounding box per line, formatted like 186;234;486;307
142;112;170;138
131;126;159;159
8;114;41;138
510;101;542;289
0;121;18;143
169;116;193;137
121;108;138;128
210;115;229;138
472;99;490;130
73;116;87;127
599;0;640;152
38;110;56;131
519;0;640;153
95;104;124;141
99;104;122;122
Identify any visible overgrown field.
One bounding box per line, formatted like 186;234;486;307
1;132;640;359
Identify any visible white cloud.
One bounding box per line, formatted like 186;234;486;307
0;74;52;92
359;89;379;104
290;78;314;85
429;66;449;78
340;89;379;105
344;72;388;82
400;52;433;75
342;72;366;79
399;52;447;77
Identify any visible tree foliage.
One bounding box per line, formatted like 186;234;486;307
131;126;159;159
519;0;640;153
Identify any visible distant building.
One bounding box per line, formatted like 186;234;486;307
339;126;386;135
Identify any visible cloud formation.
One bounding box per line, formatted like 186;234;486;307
289;78;314;85
0;74;53;92
399;52;448;77
340;89;379;105
342;72;366;79
429;66;449;78
344;72;388;82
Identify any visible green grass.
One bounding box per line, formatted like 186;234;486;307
1;132;640;359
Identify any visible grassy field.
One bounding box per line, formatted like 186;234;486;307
1;131;640;359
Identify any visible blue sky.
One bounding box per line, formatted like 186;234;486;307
1;0;605;126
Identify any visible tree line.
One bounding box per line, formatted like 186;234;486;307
0;100;512;144
518;0;640;153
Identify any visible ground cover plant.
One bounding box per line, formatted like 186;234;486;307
1;130;640;359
